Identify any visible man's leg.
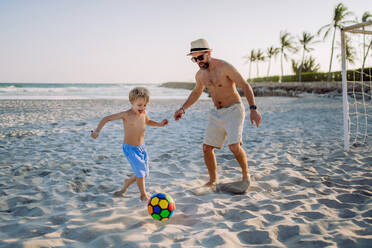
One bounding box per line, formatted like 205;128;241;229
228;142;250;181
203;144;218;186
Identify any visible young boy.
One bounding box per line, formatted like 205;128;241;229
91;87;168;201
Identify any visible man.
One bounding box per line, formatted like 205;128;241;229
174;38;262;188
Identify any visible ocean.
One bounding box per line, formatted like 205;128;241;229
0;83;207;100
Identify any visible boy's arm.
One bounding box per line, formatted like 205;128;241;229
145;113;168;127
91;112;126;138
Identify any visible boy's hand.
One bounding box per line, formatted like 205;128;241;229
161;119;169;126
91;130;99;139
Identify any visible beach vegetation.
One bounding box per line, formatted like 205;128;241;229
250;66;372;83
255;49;265;78
243;49;257;81
360;11;372;70
266;46;280;78
279;31;297;83
298;32;319;82
243;3;371;85
317;3;355;82
336;36;357;65
291;56;320;75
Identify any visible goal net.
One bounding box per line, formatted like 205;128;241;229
341;21;372;151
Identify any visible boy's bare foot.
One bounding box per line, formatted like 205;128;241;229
114;190;125;197
113;178;133;197
140;194;149;202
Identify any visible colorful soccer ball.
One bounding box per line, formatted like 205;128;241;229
148;193;175;221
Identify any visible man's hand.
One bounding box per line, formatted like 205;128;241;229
174;109;184;121
250;110;262;128
161;119;169;126
91;130;99;139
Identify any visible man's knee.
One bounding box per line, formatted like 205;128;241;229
203;144;214;153
228;143;241;155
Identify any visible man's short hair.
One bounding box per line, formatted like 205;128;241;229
129;87;150;103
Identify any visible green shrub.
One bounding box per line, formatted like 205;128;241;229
248;67;372;83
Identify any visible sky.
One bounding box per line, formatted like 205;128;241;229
0;0;371;84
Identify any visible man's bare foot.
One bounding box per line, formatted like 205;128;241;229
242;174;251;182
140;194;149;202
204;181;217;187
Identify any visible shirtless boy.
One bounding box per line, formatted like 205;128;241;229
91;87;168;201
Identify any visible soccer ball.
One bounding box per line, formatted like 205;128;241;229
148;193;175;221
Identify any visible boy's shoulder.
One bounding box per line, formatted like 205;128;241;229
121;109;132;117
123;109;131;114
111;109;131;119
122;109;146;118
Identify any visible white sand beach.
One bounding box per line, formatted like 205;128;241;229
0;97;371;247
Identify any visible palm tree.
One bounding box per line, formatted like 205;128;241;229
255;49;265;78
266;46;280;77
279;31;296;82
337;36;356;65
361;12;372;69
243;49;256;81
318;3;354;82
291;56;320;75
298;32;318;82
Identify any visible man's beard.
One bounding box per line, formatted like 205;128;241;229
198;62;209;70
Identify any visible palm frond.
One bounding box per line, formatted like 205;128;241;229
362;11;372;22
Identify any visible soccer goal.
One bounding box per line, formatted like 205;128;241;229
341;21;372;151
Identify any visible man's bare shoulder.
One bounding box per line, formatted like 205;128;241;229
216;59;234;69
195;70;206;84
195;69;203;78
218;60;239;76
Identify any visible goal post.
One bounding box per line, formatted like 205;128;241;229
341;21;372;151
341;30;349;151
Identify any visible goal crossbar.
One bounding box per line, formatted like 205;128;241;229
341;21;372;32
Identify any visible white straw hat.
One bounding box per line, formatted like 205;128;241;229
187;38;212;56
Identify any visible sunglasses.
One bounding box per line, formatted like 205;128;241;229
191;53;207;63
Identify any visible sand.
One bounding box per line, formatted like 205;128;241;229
0;97;371;247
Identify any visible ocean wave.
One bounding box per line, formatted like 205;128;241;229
0;83;207;100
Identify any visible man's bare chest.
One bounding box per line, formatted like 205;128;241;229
201;72;229;89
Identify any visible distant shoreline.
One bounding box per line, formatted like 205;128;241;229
160;81;345;97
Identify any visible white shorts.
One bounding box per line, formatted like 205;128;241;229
203;102;245;149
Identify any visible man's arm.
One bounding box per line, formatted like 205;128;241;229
225;64;262;127
174;75;205;120
225;64;256;106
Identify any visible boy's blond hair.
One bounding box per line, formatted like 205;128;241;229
129;87;150;103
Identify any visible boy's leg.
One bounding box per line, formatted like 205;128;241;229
203;144;218;186
136;177;149;201
114;175;136;197
228;142;250;181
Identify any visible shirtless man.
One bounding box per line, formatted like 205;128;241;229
174;39;262;187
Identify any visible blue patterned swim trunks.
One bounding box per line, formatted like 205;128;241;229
122;143;149;178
